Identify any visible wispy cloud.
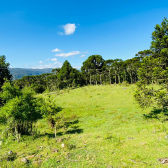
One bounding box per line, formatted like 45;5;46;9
58;23;77;35
55;51;80;57
31;62;62;69
52;48;62;52
73;66;81;70
80;55;85;58
51;58;58;61
39;61;43;63
58;32;63;35
54;62;62;65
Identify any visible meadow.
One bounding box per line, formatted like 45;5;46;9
1;84;168;168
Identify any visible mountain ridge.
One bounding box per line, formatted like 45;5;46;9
9;68;53;80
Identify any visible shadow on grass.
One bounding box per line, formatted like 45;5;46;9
65;126;83;134
143;108;168;121
57;132;64;136
33;133;55;139
33;131;63;139
34;119;82;139
56;106;64;112
64;119;83;134
64;119;79;127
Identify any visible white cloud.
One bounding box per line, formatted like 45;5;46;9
46;58;50;61
31;62;62;69
55;51;80;57
80;55;85;58
51;58;58;61
58;23;76;35
52;48;62;52
39;61;43;64
63;23;76;35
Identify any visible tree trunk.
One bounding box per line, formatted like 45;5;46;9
55;125;57;138
124;69;127;81
15;126;20;143
115;71;117;84
100;73;102;84
109;70;111;84
130;73;133;84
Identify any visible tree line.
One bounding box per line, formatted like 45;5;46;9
11;52;147;93
1;17;168;115
12;17;168;117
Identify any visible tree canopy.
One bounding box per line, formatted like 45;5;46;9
0;55;12;89
134;17;168;119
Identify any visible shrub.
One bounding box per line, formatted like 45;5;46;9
0;81;43;140
40;95;62;138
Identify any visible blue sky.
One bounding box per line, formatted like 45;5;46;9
0;0;168;69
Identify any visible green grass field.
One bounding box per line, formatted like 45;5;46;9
1;84;168;167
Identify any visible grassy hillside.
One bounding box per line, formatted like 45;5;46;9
1;85;168;167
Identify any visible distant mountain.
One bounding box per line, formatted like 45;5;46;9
9;68;53;80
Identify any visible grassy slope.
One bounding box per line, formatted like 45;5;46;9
1;85;168;167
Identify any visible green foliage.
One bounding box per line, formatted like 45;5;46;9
0;55;12;90
135;18;168;114
40;95;63;138
151;17;168;53
0;81;21;102
0;81;43;135
58;60;73;82
150;17;168;68
41;96;58;121
57;60;83;88
0;55;12;106
81;55;104;85
121;81;129;86
134;84;154;109
31;83;46;93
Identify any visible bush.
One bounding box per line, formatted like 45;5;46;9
122;81;129;86
31;84;45;93
40;95;62;138
0;81;43;138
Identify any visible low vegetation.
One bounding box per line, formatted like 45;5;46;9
0;85;168;167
